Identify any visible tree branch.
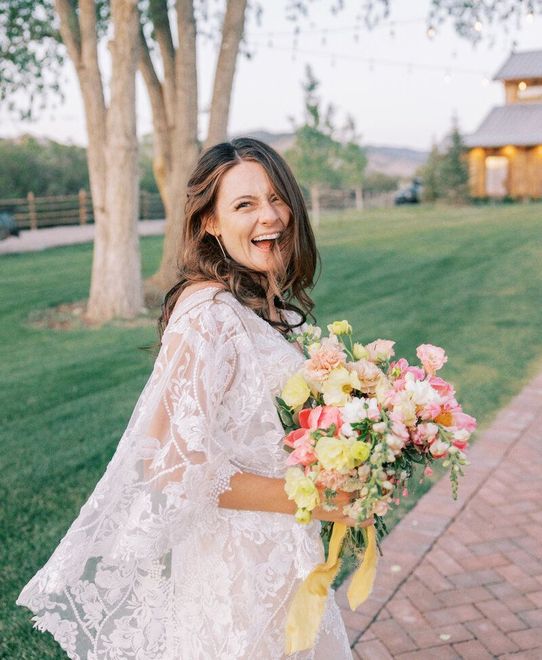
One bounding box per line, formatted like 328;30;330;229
54;0;82;65
205;0;247;148
175;0;198;147
149;0;177;124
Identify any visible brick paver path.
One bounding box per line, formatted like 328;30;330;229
338;370;542;659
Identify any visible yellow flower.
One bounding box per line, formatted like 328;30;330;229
353;342;369;360
322;367;361;406
295;508;312;524
327;320;352;336
281;373;310;409
284;467;320;510
349;441;371;466
315;436;355;473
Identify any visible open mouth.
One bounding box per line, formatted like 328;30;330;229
251;231;282;252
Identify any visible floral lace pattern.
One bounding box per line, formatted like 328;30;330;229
17;287;352;659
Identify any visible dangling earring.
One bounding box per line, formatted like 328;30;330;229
215;235;228;259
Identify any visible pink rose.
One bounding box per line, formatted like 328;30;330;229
416;344;448;375
365;339;396;363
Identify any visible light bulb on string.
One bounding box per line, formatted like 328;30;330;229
474;20;482;32
354;31;360;43
426;25;436;39
321;31;327;47
389;21;396;38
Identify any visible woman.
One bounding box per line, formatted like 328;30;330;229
17;137;372;659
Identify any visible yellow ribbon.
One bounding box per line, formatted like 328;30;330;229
284;523;378;655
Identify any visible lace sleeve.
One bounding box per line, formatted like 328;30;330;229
110;298;244;559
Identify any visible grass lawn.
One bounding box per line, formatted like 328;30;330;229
2;203;542;657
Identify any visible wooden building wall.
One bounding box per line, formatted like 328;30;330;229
468;145;542;198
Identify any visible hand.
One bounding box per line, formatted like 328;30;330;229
312;487;374;528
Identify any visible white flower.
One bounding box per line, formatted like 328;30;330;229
342;398;367;424
404;372;441;406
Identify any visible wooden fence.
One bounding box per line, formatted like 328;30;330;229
0;187;395;232
0;190;165;230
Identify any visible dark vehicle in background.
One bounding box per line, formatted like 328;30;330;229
0;208;19;240
394;177;423;205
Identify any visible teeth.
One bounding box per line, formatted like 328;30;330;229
252;232;281;242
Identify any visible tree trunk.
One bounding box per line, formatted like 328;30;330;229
86;0;143;321
355;185;364;210
139;0;249;294
310;184;321;228
55;0;143;323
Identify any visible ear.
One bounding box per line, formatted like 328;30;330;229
203;214;219;237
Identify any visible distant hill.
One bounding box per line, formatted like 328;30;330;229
230;129;428;180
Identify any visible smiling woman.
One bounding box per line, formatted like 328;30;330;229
16;138;363;659
161;137;320;336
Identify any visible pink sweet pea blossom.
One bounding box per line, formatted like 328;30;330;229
451;411;477;432
428;375;456;398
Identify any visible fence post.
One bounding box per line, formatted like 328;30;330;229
27;191;38;230
79;189;88;225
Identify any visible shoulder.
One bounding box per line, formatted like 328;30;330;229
166;284;248;341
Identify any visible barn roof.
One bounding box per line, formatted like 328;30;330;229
493;49;542;80
465;104;542;148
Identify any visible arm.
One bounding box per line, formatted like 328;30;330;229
218;472;374;528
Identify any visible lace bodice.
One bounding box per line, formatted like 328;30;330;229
16;286;353;659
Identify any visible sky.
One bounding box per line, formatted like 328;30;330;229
1;0;541;151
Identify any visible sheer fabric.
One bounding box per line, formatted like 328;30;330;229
16;286;353;659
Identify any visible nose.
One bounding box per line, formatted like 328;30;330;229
259;199;281;226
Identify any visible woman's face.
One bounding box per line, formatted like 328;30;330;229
207;160;291;273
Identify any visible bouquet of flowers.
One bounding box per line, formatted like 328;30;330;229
278;320;477;653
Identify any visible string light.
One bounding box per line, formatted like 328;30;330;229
474;20;483;32
426;25;436;39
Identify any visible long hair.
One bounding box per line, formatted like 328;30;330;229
158;137;319;340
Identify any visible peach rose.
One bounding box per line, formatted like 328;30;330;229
349;359;382;395
304;336;346;382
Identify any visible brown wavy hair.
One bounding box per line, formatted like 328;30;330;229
158;137;319;340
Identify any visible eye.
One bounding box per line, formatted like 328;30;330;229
235;201;251;210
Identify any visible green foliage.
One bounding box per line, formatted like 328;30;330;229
0;136;89;197
420;144;444;202
419;127;469;204
285;65;343;190
362;171;400;194
336;116;368;191
439;126;469;204
0;136;159;198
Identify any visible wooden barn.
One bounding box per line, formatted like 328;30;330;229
465;50;542;199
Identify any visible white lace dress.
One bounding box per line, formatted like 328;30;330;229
16;286;353;659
